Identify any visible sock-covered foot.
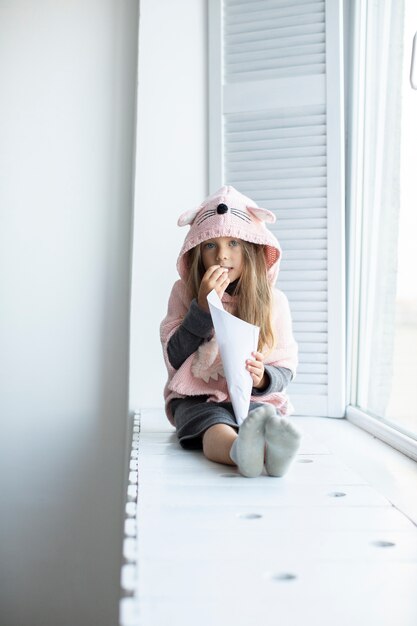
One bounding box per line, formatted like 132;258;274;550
265;415;302;477
229;405;275;477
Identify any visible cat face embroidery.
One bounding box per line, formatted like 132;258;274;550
178;200;275;227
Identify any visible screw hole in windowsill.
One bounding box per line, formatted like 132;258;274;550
371;540;396;548
328;491;347;498
266;572;297;582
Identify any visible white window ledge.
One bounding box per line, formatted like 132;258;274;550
296;413;417;525
121;409;417;626
346;406;417;462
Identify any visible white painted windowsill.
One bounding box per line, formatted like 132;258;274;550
296;413;417;525
121;409;417;626
135;408;417;524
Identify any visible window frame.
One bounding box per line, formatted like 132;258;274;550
345;0;417;461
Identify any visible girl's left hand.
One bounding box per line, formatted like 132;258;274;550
246;351;267;390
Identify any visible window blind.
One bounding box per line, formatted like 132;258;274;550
209;0;345;416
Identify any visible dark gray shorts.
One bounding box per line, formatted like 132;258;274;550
170;396;268;450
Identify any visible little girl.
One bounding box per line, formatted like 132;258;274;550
160;185;301;478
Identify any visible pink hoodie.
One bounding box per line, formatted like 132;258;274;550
160;186;298;425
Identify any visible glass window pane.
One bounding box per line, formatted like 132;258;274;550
356;0;417;438
385;1;417;433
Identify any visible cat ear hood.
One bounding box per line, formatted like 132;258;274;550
177;185;282;284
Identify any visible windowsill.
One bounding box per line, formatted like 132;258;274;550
346;405;417;461
120;408;417;626
132;408;417;525
294;414;417;525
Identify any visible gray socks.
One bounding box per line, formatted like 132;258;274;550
230;405;301;478
229;405;274;477
264;414;302;477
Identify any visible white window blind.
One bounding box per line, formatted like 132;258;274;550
209;0;345;417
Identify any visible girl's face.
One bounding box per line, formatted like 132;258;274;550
201;237;244;283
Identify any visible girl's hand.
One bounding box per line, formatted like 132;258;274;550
198;265;230;312
246;351;267;390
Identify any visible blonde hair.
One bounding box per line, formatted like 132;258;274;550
186;240;276;353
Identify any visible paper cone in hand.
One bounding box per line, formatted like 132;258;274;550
207;289;260;426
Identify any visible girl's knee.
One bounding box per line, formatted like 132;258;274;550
202;423;238;461
203;423;236;442
201;424;219;453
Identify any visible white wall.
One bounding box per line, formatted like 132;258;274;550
0;2;138;625
130;0;208;410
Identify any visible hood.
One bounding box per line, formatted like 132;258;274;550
176;185;282;284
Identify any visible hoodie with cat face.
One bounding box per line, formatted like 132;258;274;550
160;185;298;425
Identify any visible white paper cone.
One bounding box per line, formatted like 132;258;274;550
207;289;260;425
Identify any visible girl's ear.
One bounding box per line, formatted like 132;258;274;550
247;205;276;224
177;206;203;226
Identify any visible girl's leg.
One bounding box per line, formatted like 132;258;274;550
202;423;238;466
202;406;275;477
